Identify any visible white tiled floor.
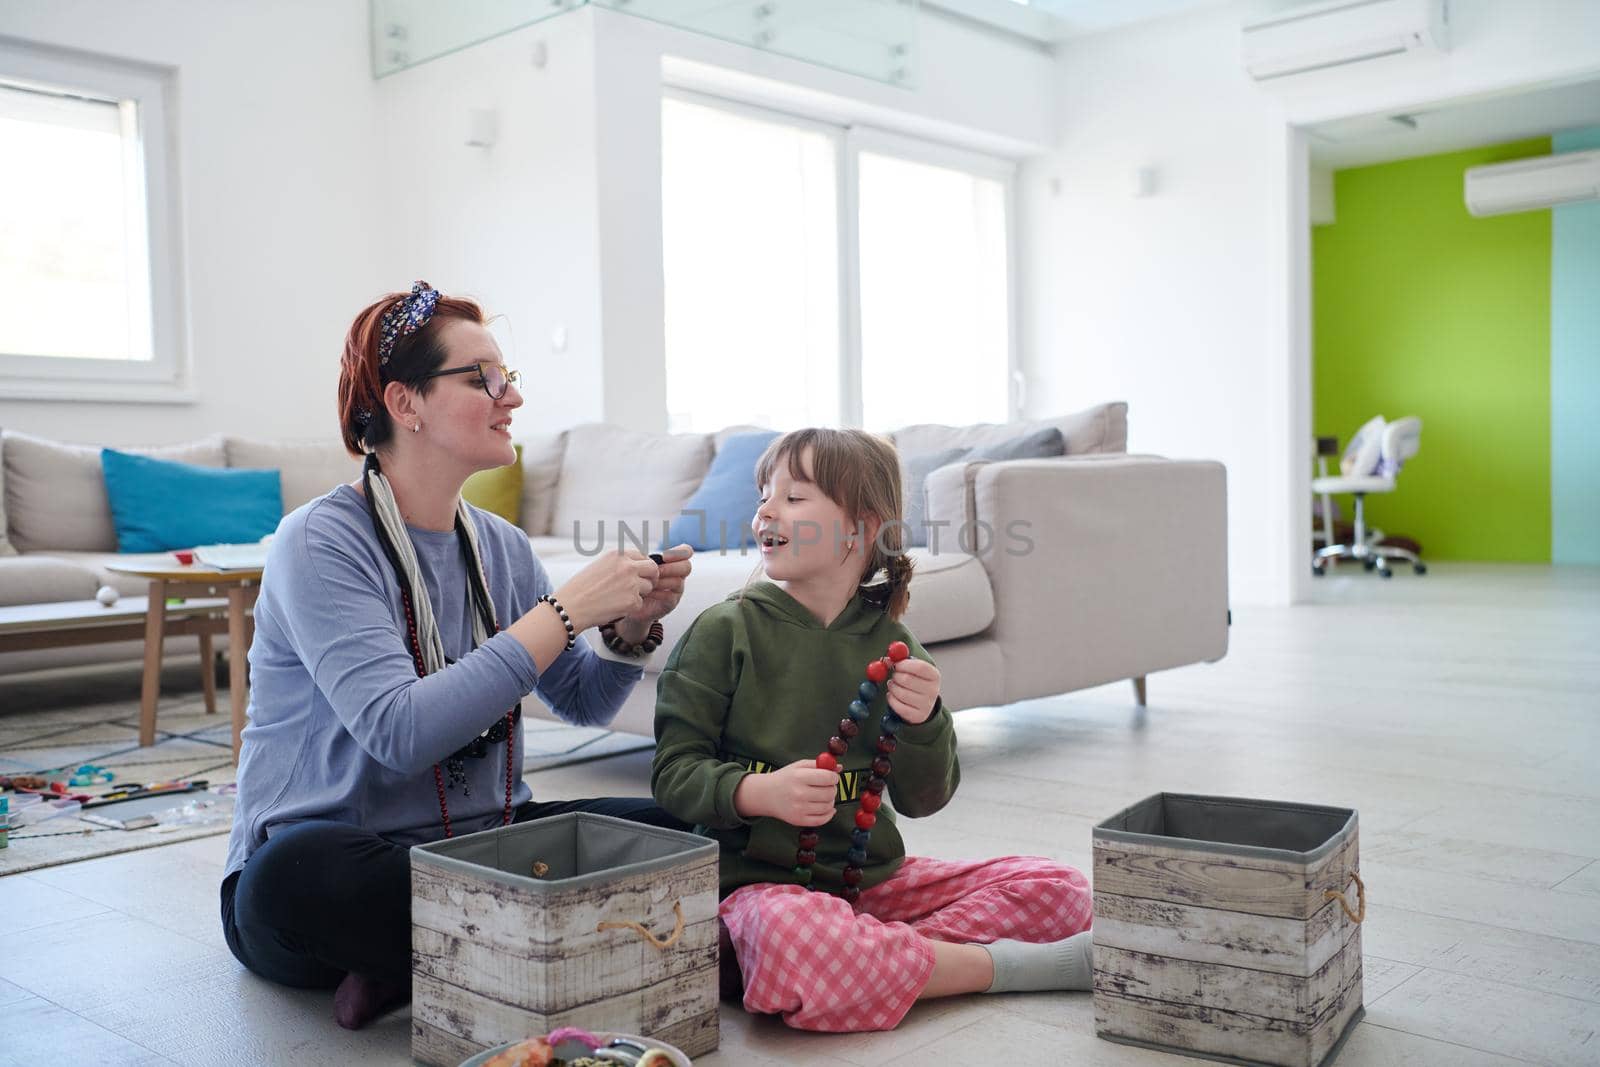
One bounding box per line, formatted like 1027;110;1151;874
1;563;1596;1065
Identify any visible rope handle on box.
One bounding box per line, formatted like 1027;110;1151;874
1324;870;1365;924
596;900;685;950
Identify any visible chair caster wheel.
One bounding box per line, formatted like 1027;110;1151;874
1414;563;1427;575
1378;567;1393;579
1312;564;1325;576
1362;559;1377;572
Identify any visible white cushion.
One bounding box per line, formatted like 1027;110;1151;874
895;548;995;644
534;543;995;663
2;432;227;553
0;555;99;606
225;438;359;513
515;432;567;536
549;424;713;549
0;431;15;557
891;401;1128;458
527;534;581;560
28;551;179;596
1340;416;1386;478
1381;416;1423;469
1312;475;1395;495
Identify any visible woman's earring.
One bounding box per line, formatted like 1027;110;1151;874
412;422;421;433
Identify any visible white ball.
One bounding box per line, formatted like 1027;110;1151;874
96;585;120;607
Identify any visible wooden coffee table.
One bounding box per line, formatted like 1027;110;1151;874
106;562;264;762
0;593;229;716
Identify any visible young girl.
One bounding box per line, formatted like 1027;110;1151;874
652;428;1093;1033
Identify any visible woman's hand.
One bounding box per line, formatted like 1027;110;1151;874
615;544;694;641
552;551;657;632
886;657;941;725
734;760;839;826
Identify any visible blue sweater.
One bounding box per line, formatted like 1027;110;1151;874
224;484;642;877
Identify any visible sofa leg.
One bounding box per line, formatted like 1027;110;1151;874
1132;676;1147;707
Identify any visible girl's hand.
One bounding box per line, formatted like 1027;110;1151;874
887;657;941;725
734;759;839;826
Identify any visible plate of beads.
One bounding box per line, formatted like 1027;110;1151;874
461;1028;692;1067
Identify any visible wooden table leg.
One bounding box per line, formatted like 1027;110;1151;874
228;585;252;762
199;630;218;715
139;580;169;747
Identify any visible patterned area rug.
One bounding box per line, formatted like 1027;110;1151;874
0;665;652;876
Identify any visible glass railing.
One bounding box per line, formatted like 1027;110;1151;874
370;0;919;87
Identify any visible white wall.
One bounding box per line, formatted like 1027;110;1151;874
1021;0;1600;604
1;1;1054;444
305;2;1057;436
1020;6;1301;605
0;0;385;447
373;9;609;429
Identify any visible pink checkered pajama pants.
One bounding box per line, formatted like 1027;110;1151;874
719;854;1093;1032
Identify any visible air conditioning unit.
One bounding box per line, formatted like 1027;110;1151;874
1465;150;1600;217
1242;0;1449;81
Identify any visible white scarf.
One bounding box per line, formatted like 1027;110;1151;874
362;457;494;670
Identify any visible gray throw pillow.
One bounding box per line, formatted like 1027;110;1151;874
970;426;1066;463
900;427;1067;548
901;447;965;549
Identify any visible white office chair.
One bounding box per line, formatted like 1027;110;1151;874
1311;416;1427;579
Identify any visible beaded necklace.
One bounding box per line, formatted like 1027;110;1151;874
792;639;911;902
363;454;518;838
394;577;518;838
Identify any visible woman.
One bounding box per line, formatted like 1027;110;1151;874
221;281;694;1030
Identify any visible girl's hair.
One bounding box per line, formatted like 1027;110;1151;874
754;427;915;620
335;289;488;456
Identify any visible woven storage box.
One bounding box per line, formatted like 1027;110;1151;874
1093;794;1365;1067
411;813;720;1066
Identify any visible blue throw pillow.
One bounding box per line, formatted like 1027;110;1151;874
664;431;780;552
101;448;283;553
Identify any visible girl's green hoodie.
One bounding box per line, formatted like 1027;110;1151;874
652;581;960;896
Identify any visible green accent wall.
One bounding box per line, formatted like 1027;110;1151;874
1313;138;1552;562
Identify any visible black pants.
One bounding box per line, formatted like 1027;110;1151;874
220;797;687;989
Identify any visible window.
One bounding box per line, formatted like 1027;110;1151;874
0;42;185;401
661;91;1016;433
857;140;1013;429
662;95;840;433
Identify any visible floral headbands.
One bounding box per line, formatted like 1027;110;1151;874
356;280;442;430
378;280;440;368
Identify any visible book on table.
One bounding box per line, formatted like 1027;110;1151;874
192;543;269;571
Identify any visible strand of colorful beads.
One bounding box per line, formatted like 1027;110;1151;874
793;639;912;903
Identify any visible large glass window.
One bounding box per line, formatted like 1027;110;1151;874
0;40;184;402
661;92;1015;433
858;147;1011;429
662;95;840;433
0;82;151;363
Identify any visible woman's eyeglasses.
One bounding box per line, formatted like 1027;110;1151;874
416;361;520;400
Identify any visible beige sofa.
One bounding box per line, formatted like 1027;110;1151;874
0;403;1229;734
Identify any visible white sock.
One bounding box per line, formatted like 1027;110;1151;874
983;931;1093;993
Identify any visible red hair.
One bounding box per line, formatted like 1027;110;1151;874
336;289;486;456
